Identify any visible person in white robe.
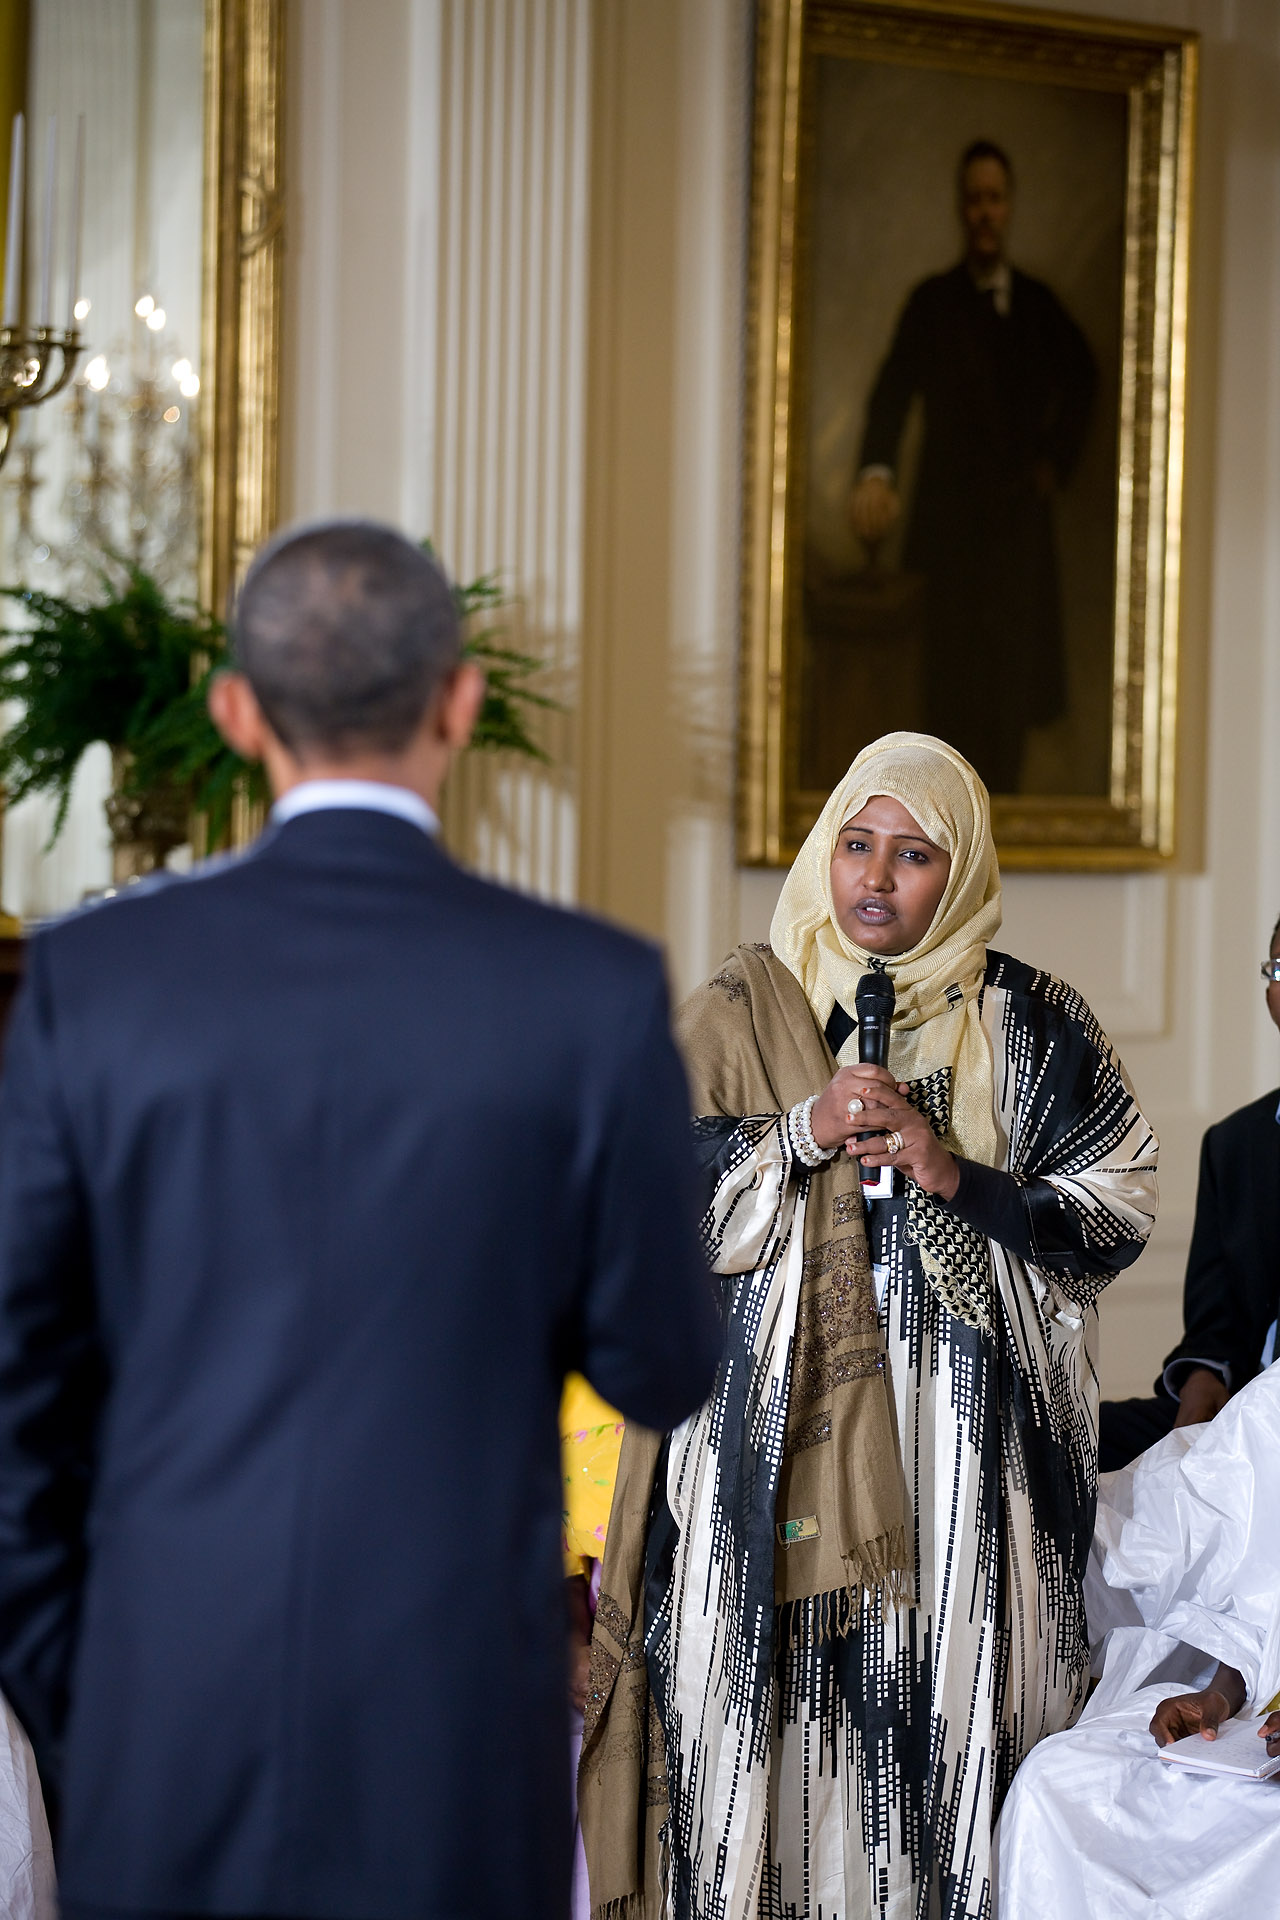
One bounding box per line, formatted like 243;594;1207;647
993;1361;1280;1918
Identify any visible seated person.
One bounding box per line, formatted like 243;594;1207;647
1099;917;1280;1469
994;1362;1280;1916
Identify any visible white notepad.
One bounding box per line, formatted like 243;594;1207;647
1158;1714;1280;1780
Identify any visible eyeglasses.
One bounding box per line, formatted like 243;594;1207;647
1262;960;1280;984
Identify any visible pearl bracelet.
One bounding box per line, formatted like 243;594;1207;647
789;1093;838;1169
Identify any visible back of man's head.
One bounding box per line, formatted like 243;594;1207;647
233;521;461;760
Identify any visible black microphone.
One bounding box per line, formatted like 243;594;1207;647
854;969;896;1191
854;968;895;1071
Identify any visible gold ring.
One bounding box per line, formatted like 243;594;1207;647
846;1097;865;1119
884;1130;904;1156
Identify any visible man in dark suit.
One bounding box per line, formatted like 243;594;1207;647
850;139;1097;793
1099;918;1280;1470
0;522;724;1920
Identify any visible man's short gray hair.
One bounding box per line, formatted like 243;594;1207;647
232;520;461;758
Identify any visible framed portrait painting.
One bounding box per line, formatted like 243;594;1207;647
739;0;1197;867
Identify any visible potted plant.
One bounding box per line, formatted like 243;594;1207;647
0;553;554;886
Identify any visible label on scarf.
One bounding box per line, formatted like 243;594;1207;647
776;1515;820;1547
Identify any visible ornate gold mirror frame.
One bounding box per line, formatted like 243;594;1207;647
200;0;285;625
0;1;283;899
740;0;1196;869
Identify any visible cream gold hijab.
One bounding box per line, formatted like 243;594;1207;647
770;732;1003;1166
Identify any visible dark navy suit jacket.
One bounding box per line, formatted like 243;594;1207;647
1159;1088;1280;1395
0;808;722;1920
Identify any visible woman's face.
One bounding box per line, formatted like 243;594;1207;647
829;794;952;956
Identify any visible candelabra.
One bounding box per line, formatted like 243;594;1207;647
1;317;201;602
0;324;82;469
2;106;87;469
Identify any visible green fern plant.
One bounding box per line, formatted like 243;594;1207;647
0;566;249;848
449;564;557;763
0;551;555;852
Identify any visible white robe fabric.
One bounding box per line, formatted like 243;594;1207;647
0;1693;55;1920
993;1365;1280;1918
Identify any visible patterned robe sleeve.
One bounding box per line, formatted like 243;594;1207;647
988;957;1159;1304
692;1115;804;1277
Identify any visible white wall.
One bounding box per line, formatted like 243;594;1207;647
283;0;1280;1398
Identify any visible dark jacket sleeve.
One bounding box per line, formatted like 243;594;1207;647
1160;1123;1260;1393
858;283;930;473
939;1155;1145;1282
1039;283;1097;484
940;1157;1035;1261
0;940;106;1791
574;963;723;1432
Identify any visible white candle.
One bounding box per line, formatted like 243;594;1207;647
65;116;83;330
38;115;56;328
3;112;25;331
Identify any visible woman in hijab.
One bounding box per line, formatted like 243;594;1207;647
579;733;1158;1920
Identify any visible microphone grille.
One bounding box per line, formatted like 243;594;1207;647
854;968;896;1013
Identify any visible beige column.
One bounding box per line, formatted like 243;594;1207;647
576;0;682;940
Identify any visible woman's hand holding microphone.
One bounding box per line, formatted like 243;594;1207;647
809;1065;960;1201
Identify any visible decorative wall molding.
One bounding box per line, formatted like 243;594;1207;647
1000;870;1168;1039
1093;871;1170;1040
416;0;589;903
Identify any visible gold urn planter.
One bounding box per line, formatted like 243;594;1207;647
105;747;192;885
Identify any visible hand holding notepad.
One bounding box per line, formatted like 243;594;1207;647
1148;1664;1280;1768
1157;1714;1280;1781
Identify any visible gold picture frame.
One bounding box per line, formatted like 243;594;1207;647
200;0;285;627
201;0;284;850
739;0;1196;868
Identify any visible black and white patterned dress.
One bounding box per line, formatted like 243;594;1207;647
650;950;1158;1920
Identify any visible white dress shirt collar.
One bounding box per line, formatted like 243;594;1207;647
271;779;439;837
970;258;1012;317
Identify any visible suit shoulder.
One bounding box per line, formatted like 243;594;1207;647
1010;267;1076;318
903;267;966;310
29;848;250;957
1011;266;1054;296
1205;1089;1280;1154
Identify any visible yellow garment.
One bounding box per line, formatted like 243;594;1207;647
769;730;1003;1167
560;1373;624;1576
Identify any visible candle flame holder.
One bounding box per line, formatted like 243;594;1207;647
0;326;83;469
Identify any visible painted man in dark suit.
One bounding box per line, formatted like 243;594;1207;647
0;523;724;1920
850;140;1097;793
1099;916;1280;1470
